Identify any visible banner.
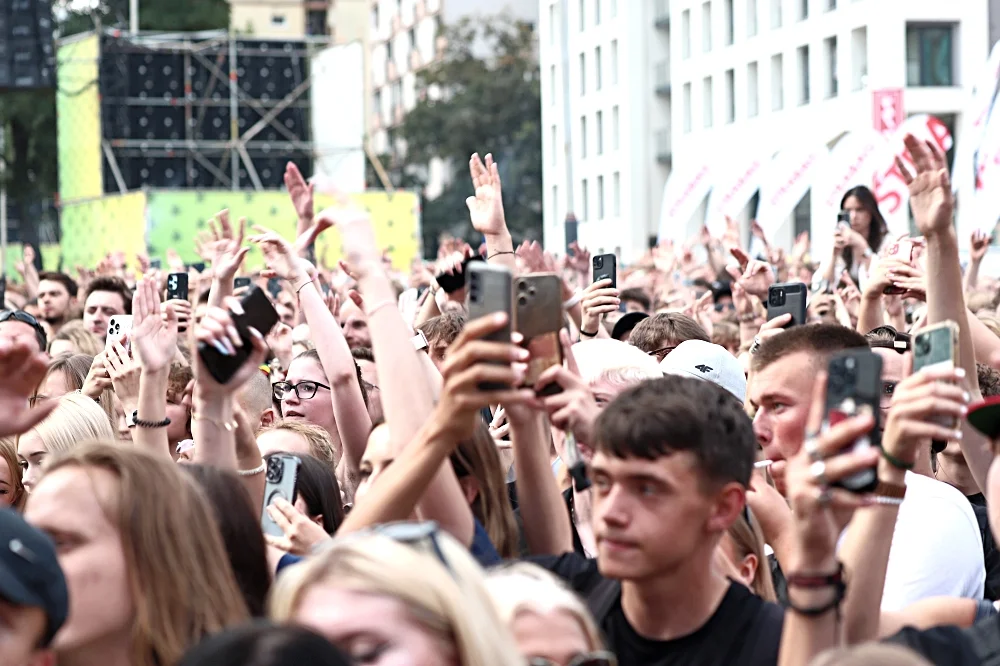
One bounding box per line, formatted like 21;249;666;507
755;143;828;239
952;40;1000;197
656;161;714;243
814;130;888;218
704;150;768;236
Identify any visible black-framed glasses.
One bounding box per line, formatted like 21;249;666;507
0;309;47;349
272;380;332;401
529;652;618;666
647;345;677;361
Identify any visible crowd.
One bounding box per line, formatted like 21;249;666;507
1;138;1000;666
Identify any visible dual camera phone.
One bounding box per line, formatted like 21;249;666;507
261;453;300;537
824;349;882;493
766;282;806;327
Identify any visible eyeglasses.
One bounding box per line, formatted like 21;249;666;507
272;380;332;401
528;652;618;666
647;346;677;361
714;302;735;313
0;309;47;349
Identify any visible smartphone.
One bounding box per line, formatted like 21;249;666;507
234;276;252;290
766;282;807;327
266;277;282;299
882;240;915;295
149;258;162;270
166;273;189;302
825;349;882;493
837;211;851;229
592;253;617;289
106;315;133;352
197;286;280;385
514;274;564;396
261;454;301;538
437;256;483;294
466;263;513;390
913;321;960;452
190;262;207;273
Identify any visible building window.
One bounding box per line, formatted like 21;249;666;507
550;64;557;102
407;28;416;52
797;45;810;104
748;61;759;116
596;110;604;154
770;0;781;29
702;2;712;52
386;38;394;65
549;3;557;45
851;26;867;91
799;0;808;21
595;0;601;25
748;0;757;37
595;46;602;90
271;14;287;27
579;0;586;31
724;0;734;45
597;175;605;219
611;40;618;85
613;171;620;216
581;179;589;220
906;24;956;87
371;5;379;31
612;105;620;149
771;53;784;110
724;68;735;123
552;185;559;223
703;76;713;128
682;9;691;59
551;125;558;165
683;82;693;132
579;52;586;94
580;115;588;158
824;36;838;97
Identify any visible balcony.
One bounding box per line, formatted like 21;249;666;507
655;129;672;165
654;0;670;29
655;60;671;96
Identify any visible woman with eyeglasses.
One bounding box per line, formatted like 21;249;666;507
485;562;616;666
269;528;524;666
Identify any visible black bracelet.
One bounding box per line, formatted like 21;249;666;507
132;412;171;429
786;581;846;616
879;445;915;471
487;250;516;260
579;328;599;337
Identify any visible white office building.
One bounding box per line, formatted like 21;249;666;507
540;0;673;261
542;0;993;261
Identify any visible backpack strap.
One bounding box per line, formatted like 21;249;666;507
966;615;1000;666
584;576;622;625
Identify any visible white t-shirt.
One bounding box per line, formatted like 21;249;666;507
839;471;985;611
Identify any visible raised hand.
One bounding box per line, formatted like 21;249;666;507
82;352;113;400
131;278;178;373
194;297;269;394
105;336;141;406
249;226;308;285
566;242;591;275
971;229;990;263
882;366;968;471
264;496;331;555
791;231;811;263
466;152;507;237
196;210;250;283
896;135;954;238
315;198;380;277
727;248;774;300
536;331;601;447
0;339;58;437
580;278;620;334
885;261;927;301
516;240;557;274
284;161;315;224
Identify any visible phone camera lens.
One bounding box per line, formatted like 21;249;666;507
916;337;931;356
594;257;603;268
266;458;282;483
517;295;528;306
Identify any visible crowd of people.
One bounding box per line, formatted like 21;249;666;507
1;138;1000;666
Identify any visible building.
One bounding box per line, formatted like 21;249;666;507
229;0;331;37
539;0;672;261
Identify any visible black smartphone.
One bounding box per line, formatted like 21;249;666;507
514;274;564;396
150;258;162;270
234;276;252;290
437;256;483;294
166;273;189;302
190;262;207;273
261;454;301;537
197;286;279;385
767;282;807;327
825;349;882;493
837;210;851;229
266;277;282;299
466;263;513;390
592;253;617;288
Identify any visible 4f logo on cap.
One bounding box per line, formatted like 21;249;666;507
694;364;713;374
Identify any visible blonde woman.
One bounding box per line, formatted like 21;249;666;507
257;419;336;471
24;444;249;666
16;391;115;492
0;436;25;510
48;320;103;357
270;527;523;666
485;562;615;666
34;353;116;425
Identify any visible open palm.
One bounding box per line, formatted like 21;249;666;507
466;152;506;236
897;134;954;236
132;278;178;373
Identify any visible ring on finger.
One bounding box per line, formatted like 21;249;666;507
809;460;829;486
804;436;823;462
817;485;833;507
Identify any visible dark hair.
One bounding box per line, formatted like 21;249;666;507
840;186;889;269
182;465;271;617
978;363;1000;398
37;272;79;299
350;346;375;363
279;453;345;534
751;324;869;373
83;276;133;314
418;311;467;347
595;375;756;489
629;312;710;353
294;348;369;409
179;622;352;666
619;288;651;311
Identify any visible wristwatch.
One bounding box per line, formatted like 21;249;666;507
126;411;137;429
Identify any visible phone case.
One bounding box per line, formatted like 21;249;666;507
466;263;512;390
514;274;564;395
592;254;617;288
261;454;301;537
197;287;279;385
825;349;882;493
106;315;134;352
766;282;807;327
166;273;189;302
234;277;252;290
882;241;914;295
437;257;483;294
913;321;960;435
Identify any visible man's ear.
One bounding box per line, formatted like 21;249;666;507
707;482;745;535
259;407;276;430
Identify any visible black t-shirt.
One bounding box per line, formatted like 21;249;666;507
529;553;784;665
967;493;1000;601
885;619;987;665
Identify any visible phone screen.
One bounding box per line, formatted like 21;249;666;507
166;273;189;302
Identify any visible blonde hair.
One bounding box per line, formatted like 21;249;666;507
810;644;932;666
258;419;335;469
726;511;777;602
453;421;519;558
0;437;25;510
270;530;523;666
485;562;603;650
49;320;103;356
42;444;249;666
23;391;115;457
41;354;116;425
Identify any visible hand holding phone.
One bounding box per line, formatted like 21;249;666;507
825;349;882;493
166;273;189;302
466;263;513;390
766;282;806;327
196;287;278;385
261;454;301;537
514;274;564;396
592;254;617;289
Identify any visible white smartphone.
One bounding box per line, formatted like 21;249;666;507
106;315;134;352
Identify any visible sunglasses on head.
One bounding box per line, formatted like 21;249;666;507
529;652;618;666
330;521;453;574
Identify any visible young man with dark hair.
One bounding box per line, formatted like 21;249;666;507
749;323;984;609
628;313;710;361
533;375;784;664
35;272;78;334
82;276;132;342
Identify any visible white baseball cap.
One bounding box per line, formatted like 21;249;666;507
659;340;747;403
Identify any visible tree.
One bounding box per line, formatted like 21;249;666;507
390;14;542;257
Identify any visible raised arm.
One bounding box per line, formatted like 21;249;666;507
965;229;989;293
284;162;316;259
467;153;515;272
198;211;250;310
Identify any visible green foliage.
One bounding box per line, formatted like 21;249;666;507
388;14;542;257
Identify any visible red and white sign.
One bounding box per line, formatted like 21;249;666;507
657;161;715;243
873;89;905;135
755;143;829;239
704;150;768;235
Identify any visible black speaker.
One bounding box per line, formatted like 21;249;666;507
0;0;55;90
